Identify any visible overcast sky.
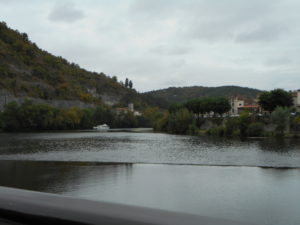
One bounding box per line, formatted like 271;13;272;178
1;0;300;92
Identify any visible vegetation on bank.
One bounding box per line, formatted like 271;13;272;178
0;100;164;131
153;89;300;138
258;89;294;111
206;108;299;138
154;97;231;134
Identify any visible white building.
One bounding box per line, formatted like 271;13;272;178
230;97;260;115
292;90;300;108
230;97;244;115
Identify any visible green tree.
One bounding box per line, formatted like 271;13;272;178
224;118;239;136
292;116;300;132
271;107;290;137
238;111;251;137
0;111;4;130
17;100;55;130
143;107;164;126
112;76;117;82
259;89;293;112
125;78;129;88
211;97;231;116
53;107;83;129
80;108;95;129
129;80;133;89
184;97;230;117
33;104;55;129
92;105;114;126
113;112;137;128
167;108;194;134
168;103;183;113
153;112;169;131
247;122;264;137
2;101;20;131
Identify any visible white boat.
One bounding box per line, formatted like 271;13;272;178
93;124;110;131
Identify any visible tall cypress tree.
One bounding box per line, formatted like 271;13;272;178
129;80;133;89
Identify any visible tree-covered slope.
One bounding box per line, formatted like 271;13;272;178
0;21;149;107
143;85;262;104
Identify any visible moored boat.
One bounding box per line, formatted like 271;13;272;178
93;124;110;131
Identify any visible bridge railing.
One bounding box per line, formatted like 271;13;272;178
0;186;254;225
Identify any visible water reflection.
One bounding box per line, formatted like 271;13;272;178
0;161;133;193
258;138;296;152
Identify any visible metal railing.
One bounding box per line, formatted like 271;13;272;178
0;186;254;225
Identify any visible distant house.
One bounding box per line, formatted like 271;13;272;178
230;97;244;115
113;103;142;116
237;105;260;114
114;107;129;115
292;90;300;108
230;96;260;116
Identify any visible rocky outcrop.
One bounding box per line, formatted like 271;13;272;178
100;94;121;106
0;89;96;111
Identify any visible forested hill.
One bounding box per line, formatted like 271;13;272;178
143;86;262;104
0;22;165;109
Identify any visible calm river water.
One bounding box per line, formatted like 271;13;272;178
0;132;299;225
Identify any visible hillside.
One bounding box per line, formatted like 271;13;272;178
0;22;165;110
0;22;262;110
143;86;262;104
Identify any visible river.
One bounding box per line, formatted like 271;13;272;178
0;132;299;225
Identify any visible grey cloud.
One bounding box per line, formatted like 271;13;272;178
236;24;288;43
48;2;85;23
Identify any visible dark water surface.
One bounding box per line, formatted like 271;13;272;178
0;132;300;225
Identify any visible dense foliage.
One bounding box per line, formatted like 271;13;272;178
169;97;230;117
271;107;290;136
258;89;293;112
155;97;230;134
144;86;262;105
0;100;152;131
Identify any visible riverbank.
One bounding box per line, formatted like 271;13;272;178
154;110;300;139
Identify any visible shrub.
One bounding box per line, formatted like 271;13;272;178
224;118;239;136
271;107;290;137
167;108;194;134
0;112;3;130
238;111;251;137
206;126;225;137
247;122;265;137
187;122;198;135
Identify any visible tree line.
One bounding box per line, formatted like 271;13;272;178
0;100;152;131
154;97;231;134
153;89;300;137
